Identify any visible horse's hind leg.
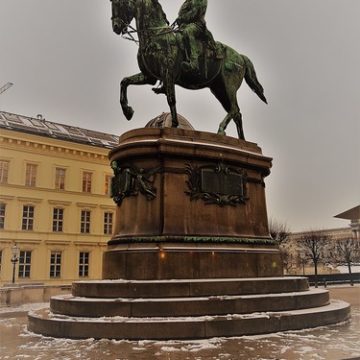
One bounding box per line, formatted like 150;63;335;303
210;82;245;139
120;73;156;120
218;113;232;136
234;112;245;140
217;101;244;139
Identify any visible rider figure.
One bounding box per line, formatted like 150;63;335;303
175;0;220;72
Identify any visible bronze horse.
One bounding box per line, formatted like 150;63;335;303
111;0;267;139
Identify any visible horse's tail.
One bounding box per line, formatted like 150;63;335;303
243;56;267;104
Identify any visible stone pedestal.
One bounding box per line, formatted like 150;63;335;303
28;121;351;340
103;127;282;279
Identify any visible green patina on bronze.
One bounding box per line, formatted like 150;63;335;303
111;0;267;140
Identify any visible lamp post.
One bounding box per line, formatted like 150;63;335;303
11;243;19;284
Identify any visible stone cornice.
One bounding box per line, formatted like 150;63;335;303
99;205;117;211
1;183;114;201
0;195;15;201
76;202;98;208
73;241;107;246
48;200;72;206
45;240;71;246
17;196;43;203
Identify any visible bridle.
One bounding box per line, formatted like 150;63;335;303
111;0;178;45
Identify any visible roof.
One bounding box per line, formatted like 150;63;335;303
334;205;360;220
0;110;118;149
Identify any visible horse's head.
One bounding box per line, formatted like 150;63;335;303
111;0;135;35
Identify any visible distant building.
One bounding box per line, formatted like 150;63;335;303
290;227;353;243
287;207;359;275
334;205;360;240
0;110;117;285
290;205;359;244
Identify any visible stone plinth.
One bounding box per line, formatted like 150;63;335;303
28;277;351;340
27;125;351;340
104;128;280;279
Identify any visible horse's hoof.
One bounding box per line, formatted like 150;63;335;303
152;87;165;95
124;107;134;121
217;129;226;136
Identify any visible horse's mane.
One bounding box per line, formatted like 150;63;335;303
151;0;169;25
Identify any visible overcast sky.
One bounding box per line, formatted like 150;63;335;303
1;0;359;231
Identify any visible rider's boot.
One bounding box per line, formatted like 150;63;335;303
181;34;200;73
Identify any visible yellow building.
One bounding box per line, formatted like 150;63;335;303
0;111;117;285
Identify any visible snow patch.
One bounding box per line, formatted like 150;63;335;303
0;302;48;315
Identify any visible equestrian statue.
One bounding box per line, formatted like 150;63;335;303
111;0;267;140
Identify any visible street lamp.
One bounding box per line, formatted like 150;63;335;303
11;243;19;284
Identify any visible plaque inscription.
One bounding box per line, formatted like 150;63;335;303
185;162;248;206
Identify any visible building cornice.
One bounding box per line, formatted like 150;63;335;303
1;183;114;201
17;196;43;203
0;195;15;201
48;200;72;206
76;202;98;209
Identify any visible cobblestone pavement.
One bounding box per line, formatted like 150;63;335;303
0;286;359;360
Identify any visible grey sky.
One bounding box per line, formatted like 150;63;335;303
0;0;359;231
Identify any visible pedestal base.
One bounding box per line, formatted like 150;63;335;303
28;277;350;340
103;242;282;280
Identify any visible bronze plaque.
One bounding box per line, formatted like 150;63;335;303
185;162;248;206
200;169;244;196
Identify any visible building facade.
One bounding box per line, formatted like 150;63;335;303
0;111;117;285
287;226;356;275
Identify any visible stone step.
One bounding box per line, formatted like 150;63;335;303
72;276;309;298
50;289;329;318
28;300;351;340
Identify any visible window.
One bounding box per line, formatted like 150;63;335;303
104;212;113;235
25;163;37;186
82;172;92;193
0;160;9;184
18;251;32;278
55;168;66;190
79;252;89;277
0;203;5;229
104;175;112;196
52;208;64;232
50;251;62;278
80;210;91;233
22;205;34;230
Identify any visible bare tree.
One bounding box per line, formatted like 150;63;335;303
269;219;294;273
297;253;308;276
281;250;296;274
327;238;360;286
297;231;329;287
269;219;290;245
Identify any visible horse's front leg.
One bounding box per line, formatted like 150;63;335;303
120;73;156;120
163;79;178;127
